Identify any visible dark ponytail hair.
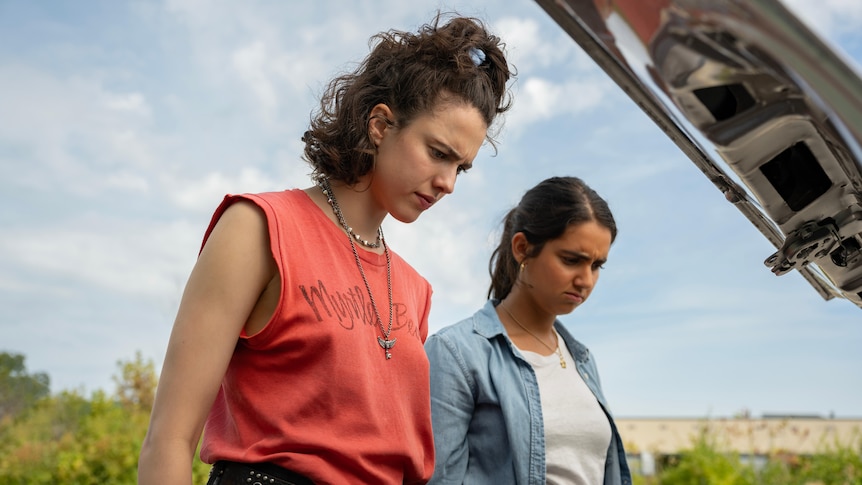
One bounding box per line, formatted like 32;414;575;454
303;12;515;185
487;176;618;300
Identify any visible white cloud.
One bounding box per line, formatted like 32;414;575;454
387;211;489;303
0;65;166;197
0;218;199;301
102;92;151;116
783;0;862;38
104;171;150;193
497;16;560;70
505;76;608;133
168;167;283;212
232;40;280;121
495;14;596;72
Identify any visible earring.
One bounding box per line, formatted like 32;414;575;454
518;260;533;288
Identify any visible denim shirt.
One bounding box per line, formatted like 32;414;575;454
426;300;631;485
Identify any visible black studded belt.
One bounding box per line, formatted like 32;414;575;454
207;460;315;485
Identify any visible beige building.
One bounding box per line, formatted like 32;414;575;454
616;416;862;475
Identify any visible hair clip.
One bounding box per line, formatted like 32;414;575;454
468;47;486;66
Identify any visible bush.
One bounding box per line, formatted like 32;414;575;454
0;352;210;484
651;422;862;485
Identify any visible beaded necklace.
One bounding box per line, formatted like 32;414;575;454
318;177;396;359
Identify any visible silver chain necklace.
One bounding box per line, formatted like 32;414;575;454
317;177;396;359
318;178;381;248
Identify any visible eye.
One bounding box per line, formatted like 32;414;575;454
456;164;471;175
563;256;583;266
592;262;606;271
431;148;447;159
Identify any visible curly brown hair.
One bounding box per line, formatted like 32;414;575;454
302;13;515;185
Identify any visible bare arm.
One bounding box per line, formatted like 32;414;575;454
138;201;276;485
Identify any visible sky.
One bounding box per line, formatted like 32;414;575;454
1;0;860;419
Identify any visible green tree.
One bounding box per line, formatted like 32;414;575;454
113;350;157;412
0;352;210;484
0;352;50;422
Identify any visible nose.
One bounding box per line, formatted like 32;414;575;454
433;166;458;196
573;265;598;290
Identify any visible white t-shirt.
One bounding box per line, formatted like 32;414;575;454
519;332;611;485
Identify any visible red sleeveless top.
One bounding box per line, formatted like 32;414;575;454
199;189;434;484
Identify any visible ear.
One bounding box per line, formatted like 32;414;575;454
511;232;530;263
368;104;395;147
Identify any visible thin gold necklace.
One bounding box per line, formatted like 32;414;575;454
500;304;566;369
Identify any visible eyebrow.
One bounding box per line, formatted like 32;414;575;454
561;249;607;265
433;139;465;161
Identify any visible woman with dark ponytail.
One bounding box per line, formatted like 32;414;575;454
427;176;631;485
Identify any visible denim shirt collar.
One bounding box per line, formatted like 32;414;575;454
473;299;591;364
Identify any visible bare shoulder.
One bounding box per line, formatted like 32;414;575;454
212;199;268;235
202;200;270;255
194;199;276;292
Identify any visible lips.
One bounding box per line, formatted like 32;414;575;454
416;193;436;211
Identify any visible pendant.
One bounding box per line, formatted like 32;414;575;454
378;336;397;359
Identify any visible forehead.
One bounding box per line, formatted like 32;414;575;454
547;220;613;257
408;98;488;159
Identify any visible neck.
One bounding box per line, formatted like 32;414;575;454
310;178;387;250
497;294;556;335
497;297;560;358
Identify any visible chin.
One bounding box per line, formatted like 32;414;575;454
560;301;582;315
389;209;422;224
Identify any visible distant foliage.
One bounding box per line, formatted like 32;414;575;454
653;428;756;485
635;422;862;485
0;351;209;484
0;352;50;422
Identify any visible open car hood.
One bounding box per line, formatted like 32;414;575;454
535;0;862;309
